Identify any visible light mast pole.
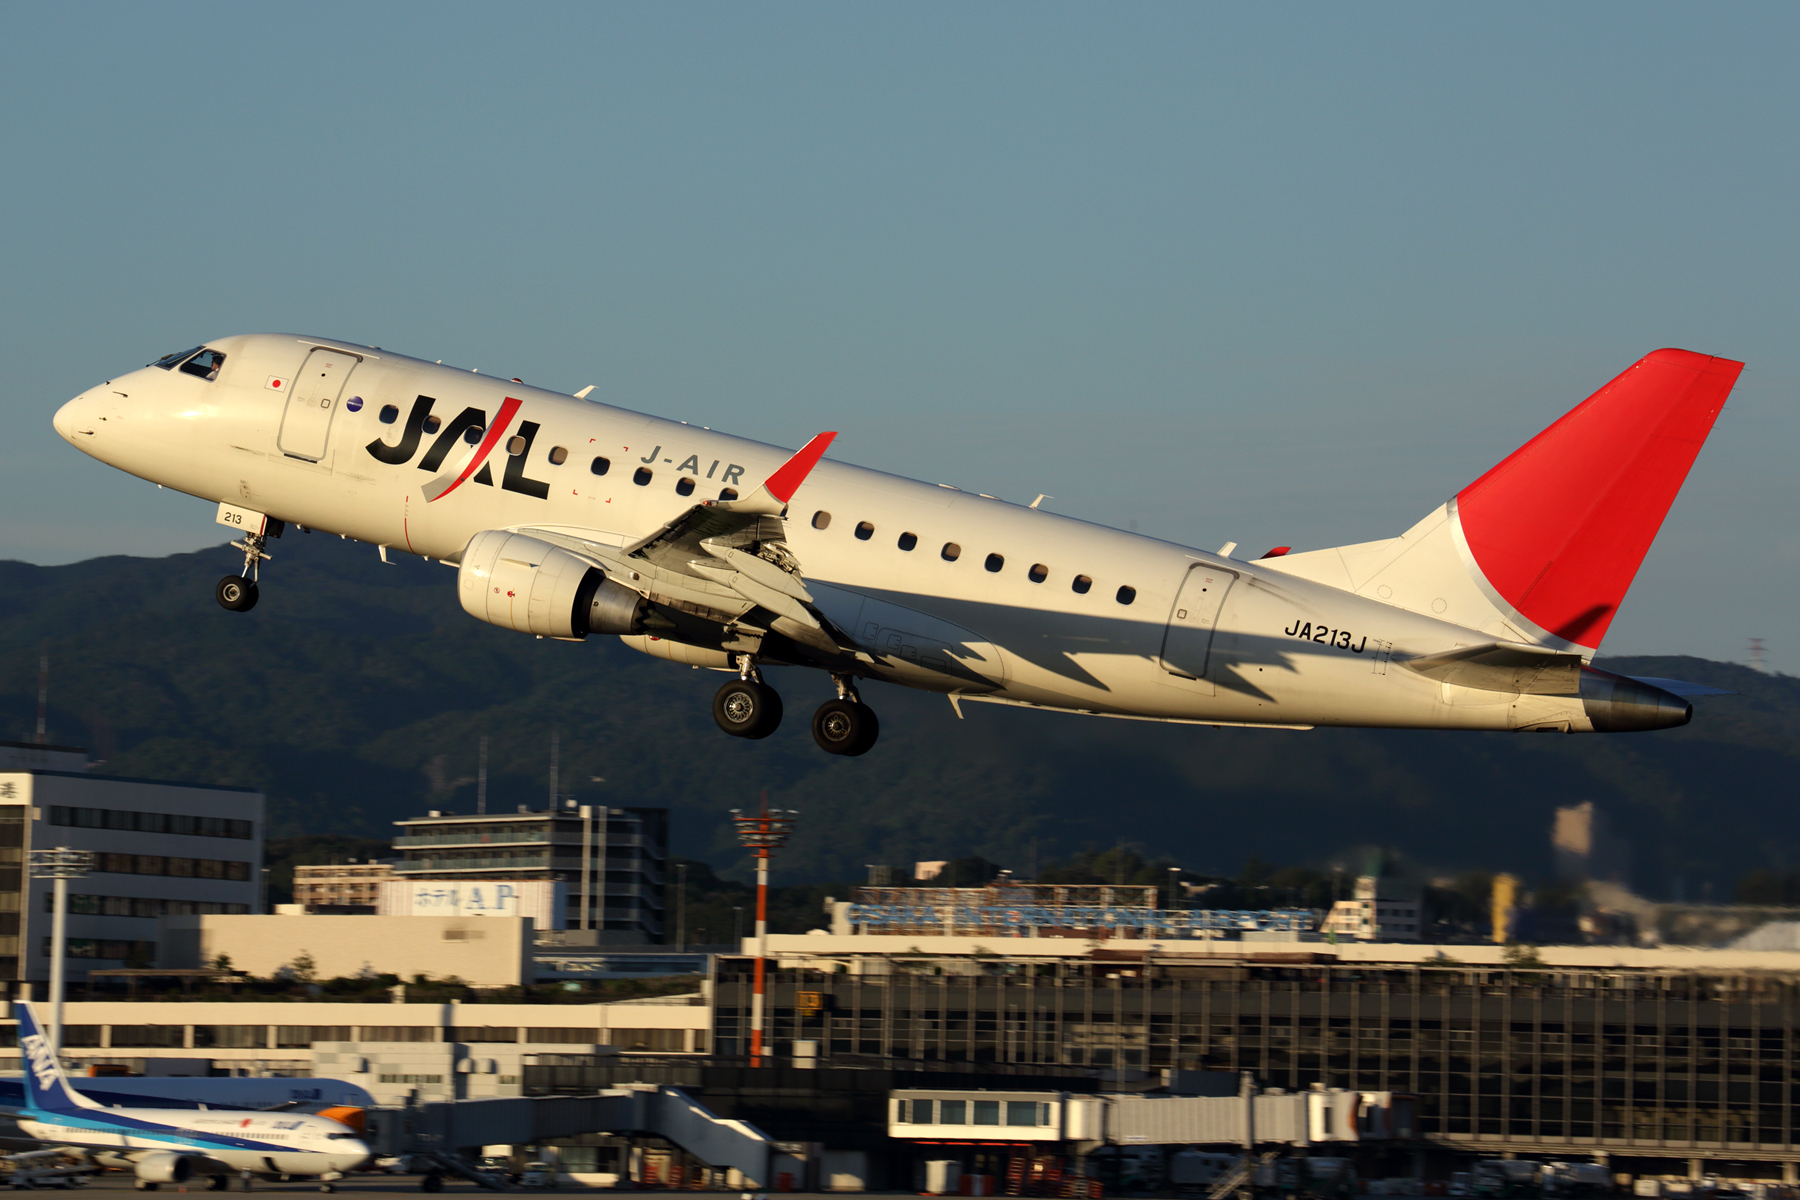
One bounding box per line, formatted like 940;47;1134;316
731;792;796;1068
29;848;94;1057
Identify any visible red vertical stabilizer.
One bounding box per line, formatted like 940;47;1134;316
1455;349;1743;649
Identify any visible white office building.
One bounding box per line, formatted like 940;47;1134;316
0;766;264;990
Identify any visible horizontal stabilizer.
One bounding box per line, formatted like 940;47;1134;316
1401;641;1584;695
1625;675;1736;698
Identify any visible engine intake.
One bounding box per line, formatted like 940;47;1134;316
458;531;646;639
134;1152;194;1184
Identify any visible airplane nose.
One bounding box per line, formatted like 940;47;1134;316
54;393;93;442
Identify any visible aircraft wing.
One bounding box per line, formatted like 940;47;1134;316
1400;641;1585;695
523;432;850;659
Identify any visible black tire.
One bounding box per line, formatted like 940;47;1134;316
812;699;879;756
713;679;782;739
215;575;259;612
420;1174;444;1193
208;1178;229;1192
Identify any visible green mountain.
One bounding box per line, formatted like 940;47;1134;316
0;537;1786;898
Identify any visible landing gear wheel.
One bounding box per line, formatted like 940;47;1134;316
215;575;259;612
318;1186;336;1194
420;1174;444;1193
713;679;782;739
207;1178;229;1192
812;698;879;756
134;1184;159;1192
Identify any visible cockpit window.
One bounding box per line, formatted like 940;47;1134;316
178;349;227;381
151;347;204;370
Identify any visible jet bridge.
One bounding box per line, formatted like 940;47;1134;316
371;1085;776;1186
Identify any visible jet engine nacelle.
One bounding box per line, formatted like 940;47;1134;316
133;1152;194;1184
457;530;647;639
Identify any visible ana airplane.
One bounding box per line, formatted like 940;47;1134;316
54;337;1740;754
11;1003;371;1191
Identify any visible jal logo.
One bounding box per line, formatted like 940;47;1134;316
367;394;750;501
366;394;549;503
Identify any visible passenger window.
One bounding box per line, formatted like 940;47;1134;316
942;542;961;561
178;349;226;380
985;553;1004;573
548;446;569;465
1116;585;1137;605
898;532;918;551
423;415;442;434
718;487;739;501
150;346;204;370
1072;574;1093;594
676;477;696;496
633;467;653;486
590;456;610;476
506;435;527;455
855;521;874;541
812;511;832;530
1028;563;1048;583
463;425;484;444
379;405;400;425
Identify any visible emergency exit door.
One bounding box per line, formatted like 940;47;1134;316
1158;565;1236;691
278;348;357;461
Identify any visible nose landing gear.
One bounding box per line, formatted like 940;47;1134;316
713;657;783;739
215;530;272;613
812;677;879;756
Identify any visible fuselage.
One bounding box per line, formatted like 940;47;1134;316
18;1107;370;1176
51;333;1665;734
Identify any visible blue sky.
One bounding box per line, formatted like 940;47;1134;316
3;3;1795;666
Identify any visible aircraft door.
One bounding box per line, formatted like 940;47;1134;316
1159;565;1236;685
278;348;358;461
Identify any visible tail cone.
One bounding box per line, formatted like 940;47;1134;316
1581;667;1691;732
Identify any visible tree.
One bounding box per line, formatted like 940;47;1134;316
288;950;317;985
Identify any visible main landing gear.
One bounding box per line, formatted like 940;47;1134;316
713;658;784;740
215;529;272;613
812;677;879;757
711;660;880;756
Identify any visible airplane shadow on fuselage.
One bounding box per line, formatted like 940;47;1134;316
847;586;1347;710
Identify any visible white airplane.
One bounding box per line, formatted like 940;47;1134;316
53;337;1741;754
11;1003;371;1191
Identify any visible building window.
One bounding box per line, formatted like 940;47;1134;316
523;1028;601;1044
109;1025;185;1048
275;1027;352;1049
358;1026;438;1043
449;1026;519;1043
973;1100;1001;1125
50;807;253;839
